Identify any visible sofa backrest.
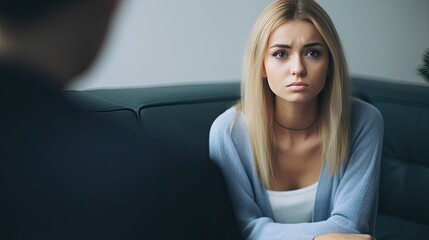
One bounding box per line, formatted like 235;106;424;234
64;90;139;128
85;82;240;166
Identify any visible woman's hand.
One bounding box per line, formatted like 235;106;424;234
314;233;375;240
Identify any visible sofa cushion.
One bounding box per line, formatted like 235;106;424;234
352;77;429;226
377;103;429;224
375;213;429;240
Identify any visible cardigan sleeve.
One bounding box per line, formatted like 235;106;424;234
209;102;383;240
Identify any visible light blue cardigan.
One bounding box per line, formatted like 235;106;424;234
209;99;383;240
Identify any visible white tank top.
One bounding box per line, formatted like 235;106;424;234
266;182;318;223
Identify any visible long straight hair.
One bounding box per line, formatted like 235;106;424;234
238;0;351;187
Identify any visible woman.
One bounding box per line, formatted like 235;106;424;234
209;0;383;239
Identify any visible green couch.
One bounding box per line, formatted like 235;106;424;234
65;77;429;239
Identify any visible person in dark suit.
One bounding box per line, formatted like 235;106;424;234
0;1;239;239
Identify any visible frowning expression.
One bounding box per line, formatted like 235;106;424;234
263;20;330;105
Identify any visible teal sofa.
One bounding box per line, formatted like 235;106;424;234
65;77;429;239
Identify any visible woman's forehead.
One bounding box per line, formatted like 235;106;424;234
268;20;326;47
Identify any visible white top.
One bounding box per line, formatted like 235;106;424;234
266;182;318;224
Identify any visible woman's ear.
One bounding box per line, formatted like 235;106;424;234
262;66;267;78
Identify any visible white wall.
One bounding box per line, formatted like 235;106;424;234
70;0;268;90
69;0;429;90
318;0;429;84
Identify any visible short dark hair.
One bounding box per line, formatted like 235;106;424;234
0;0;76;22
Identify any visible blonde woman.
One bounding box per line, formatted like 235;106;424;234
209;0;383;239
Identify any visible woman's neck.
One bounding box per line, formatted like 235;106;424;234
274;97;319;134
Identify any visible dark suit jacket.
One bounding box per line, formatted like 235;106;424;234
0;63;240;239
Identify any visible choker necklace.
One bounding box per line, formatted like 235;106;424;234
274;115;319;131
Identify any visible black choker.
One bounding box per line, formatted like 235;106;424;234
274;115;319;131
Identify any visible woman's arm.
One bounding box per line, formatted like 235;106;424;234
315;233;375;240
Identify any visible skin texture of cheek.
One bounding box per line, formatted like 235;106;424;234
308;65;328;98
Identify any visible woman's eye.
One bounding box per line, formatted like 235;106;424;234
306;50;320;57
273;51;287;59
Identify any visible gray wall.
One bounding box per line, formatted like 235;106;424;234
69;0;429;90
319;0;429;84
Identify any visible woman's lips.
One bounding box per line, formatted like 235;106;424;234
287;82;309;91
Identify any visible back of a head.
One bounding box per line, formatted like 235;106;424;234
0;0;116;84
0;1;79;23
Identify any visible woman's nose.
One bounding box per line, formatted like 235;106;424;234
290;55;306;77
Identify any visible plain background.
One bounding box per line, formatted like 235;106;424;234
69;0;429;90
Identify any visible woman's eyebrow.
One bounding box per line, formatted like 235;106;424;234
269;44;291;49
303;42;324;48
269;42;324;49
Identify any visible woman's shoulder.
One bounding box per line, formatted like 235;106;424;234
212;106;239;126
350;98;384;134
210;106;245;136
351;98;381;118
209;106;252;169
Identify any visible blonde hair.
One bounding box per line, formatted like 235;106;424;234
238;0;350;187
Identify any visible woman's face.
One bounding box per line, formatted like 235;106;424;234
263;20;330;105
